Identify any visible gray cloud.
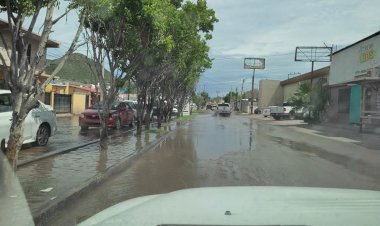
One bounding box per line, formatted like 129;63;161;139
202;0;380;96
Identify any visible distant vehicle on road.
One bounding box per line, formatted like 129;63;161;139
79;101;134;130
217;103;232;117
0;89;57;147
206;104;212;110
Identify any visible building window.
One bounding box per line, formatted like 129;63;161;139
338;88;350;113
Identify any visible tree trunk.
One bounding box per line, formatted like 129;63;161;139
136;92;146;135
144;97;153;130
157;109;162;128
6;119;24;169
98;99;110;147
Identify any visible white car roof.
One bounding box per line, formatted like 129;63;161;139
0;89;11;94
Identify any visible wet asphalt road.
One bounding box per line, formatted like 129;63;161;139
47;112;380;225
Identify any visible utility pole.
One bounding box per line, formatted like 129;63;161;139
288;72;301;79
235;87;238;110
250;69;255;114
244;57;265;115
240;79;245;112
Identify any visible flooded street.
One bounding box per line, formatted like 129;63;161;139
47;112;380;225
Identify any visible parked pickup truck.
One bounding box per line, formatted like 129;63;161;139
269;102;295;120
217;103;232;117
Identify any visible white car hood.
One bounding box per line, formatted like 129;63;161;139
79;186;380;226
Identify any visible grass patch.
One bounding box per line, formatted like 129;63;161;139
173;112;198;123
193;109;208;113
148;128;161;133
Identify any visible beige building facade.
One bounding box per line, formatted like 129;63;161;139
258;80;283;108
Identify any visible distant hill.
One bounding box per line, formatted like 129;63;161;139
45;53;111;84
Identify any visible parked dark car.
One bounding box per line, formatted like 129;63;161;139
79;101;134;130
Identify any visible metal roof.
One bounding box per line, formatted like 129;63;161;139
280;66;330;86
332;31;380;56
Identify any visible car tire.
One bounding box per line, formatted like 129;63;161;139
273;116;281;120
289;111;295;120
35;124;50;146
129;118;135;128
115;118;122;130
264;115;268;118
80;126;89;130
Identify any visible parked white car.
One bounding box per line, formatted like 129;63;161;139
0;90;57;148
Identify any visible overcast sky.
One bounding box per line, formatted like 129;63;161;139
2;0;380;97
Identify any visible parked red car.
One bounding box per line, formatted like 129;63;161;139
79;102;134;130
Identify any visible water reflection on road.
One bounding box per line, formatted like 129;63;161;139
47;113;380;225
18;115;131;162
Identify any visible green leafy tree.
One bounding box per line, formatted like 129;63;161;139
288;82;312;110
192;91;210;109
123;0;217;131
82;0;131;146
223;91;238;103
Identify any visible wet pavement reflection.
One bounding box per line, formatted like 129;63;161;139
18;115;132;162
16;122;174;217
45;112;380;225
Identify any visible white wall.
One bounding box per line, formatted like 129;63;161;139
330;34;380;85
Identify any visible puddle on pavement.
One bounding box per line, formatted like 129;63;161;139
269;136;380;179
41;113;380;226
16;122;171;216
44;114;260;225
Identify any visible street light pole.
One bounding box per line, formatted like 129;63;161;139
240;79;245;112
250;69;255;114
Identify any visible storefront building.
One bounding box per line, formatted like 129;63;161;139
329;31;380;130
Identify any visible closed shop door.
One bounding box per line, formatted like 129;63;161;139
349;84;361;124
54;94;72;113
44;93;51;105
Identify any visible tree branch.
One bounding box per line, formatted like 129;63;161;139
40;11;86;91
0;32;10;65
52;8;73;25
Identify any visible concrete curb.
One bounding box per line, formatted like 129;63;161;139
33;124;176;226
17;140;100;167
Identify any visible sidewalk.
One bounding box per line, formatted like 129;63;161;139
15;122;177;225
302;122;380;150
250;113;380;150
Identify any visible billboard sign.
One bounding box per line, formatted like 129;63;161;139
244;58;265;69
